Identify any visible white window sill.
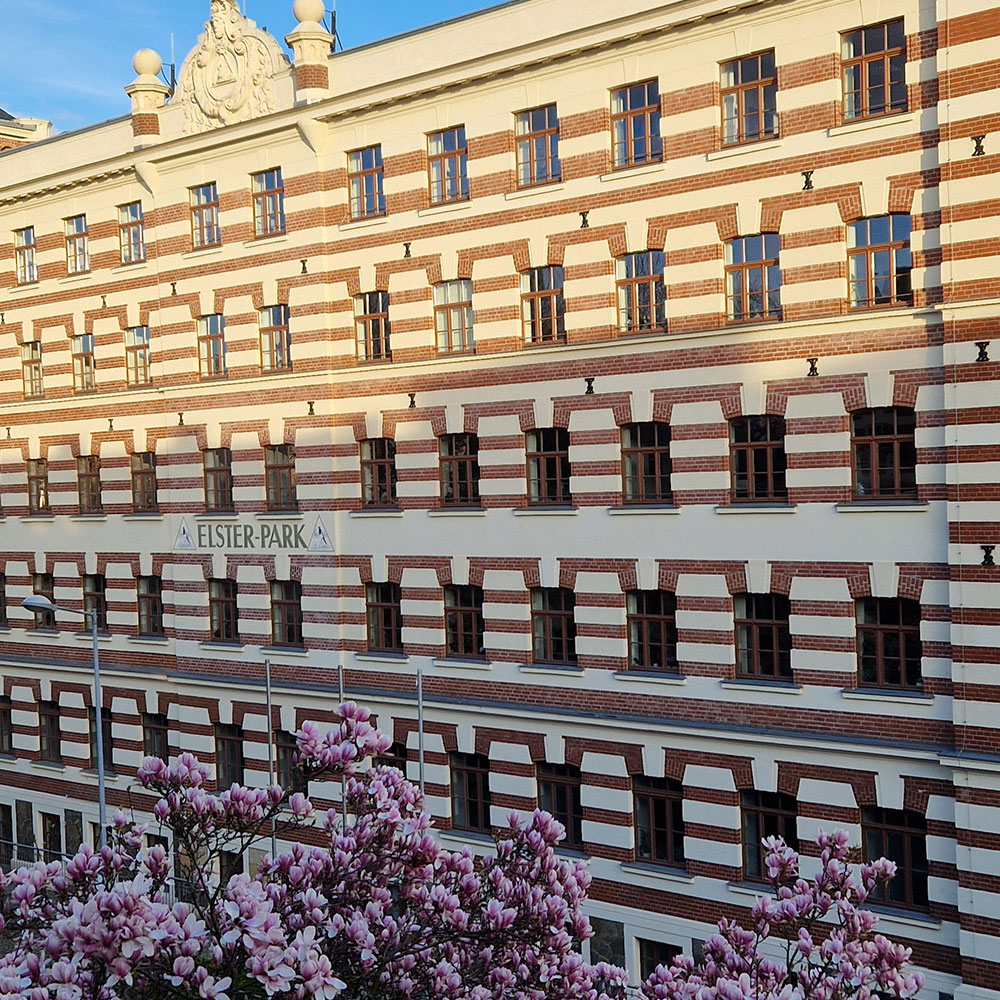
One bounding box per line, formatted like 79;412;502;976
417;200;471;218
433;657;492;670
182;245;225;260
706;137;783;161
599;161;666;183
73;632;113;644
69;514;108;522
123;513;164;520
110;261;148;274
58;272;92;285
614;670;687;686
715;504;796;515
841;688;933;705
340;215;388;232
438;829;494;849
355;652;409;665
428;507;487;517
828;111;915;137
243;234;288;248
128;635;170;646
261;645;310;658
620;862;695;885
350;508;404;518
728;881;769;899
513;506;578;516
520;664;583;676
21;515;55;523
196;512;238;519
254;511;304;520
720;679;802;694
505;182;565;201
608;505;680;515
199;641;245;652
7;282;39;294
835;502;928;513
862;905;940;928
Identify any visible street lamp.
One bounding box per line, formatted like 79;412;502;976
21;594;107;850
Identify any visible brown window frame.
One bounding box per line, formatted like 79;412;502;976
251;168;285;238
88;705;114;773
515;104;561;188
39;700;62;762
41;812;62;863
726;234;782;322
720;51;778;145
444;584;486;660
130;452;158;513
376;740;408;772
190;182;221;249
0;696;13;755
531;587;576;665
355;291;391;362
521;266;566;344
439;433;480;507
32;573;56;629
847;214;912;309
118;201;146;264
526;428;572;506
64;214;90;275
0;578;6;629
616;251;666;333
611;79;662;169
21;341;43;398
451;751;492;833
851;406;917;500
270;580;304;648
72;334;96;393
137;576;165;637
741;789;798;881
621;422;672;504
77;455;102;514
348;145;385;220
14;227;37;285
198;314;227;379
428;126;469;205
842;19;907;122
209;578;239;643
27;458;50;515
730;414;788;502
360;438;397;507
862;807;928;910
264;443;297;511
125;326;151;385
634;775;685;867
857;597;922;690
627;590;678;672
214;722;245;787
638;940;683;980
366;581;403;653
143;712;169;759
203;447;234;512
537;762;583;850
434;280;474;354
735;593;792;680
83;573;108;631
276;729;309;794
260;305;291;372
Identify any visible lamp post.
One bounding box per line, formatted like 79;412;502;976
21;594;107;851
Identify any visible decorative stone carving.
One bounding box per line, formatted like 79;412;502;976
175;0;289;134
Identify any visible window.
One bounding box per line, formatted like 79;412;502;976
741;790;798;881
215;723;244;787
271;580;304;647
862;807;928;909
64;215;90;274
21;342;43;398
621;422;672;504
537;762;583;849
198;314;227;378
14;227;37;284
32;574;55;628
611;80;662;168
616;251;666;333
260;305;291;372
439;433;480;506
125;326;151;385
376;740;408;772
118;202;145;264
526;428;571;506
0;805;12;867
730;415;787;502
88;706;114;772
39;700;61;762
76;455;102;514
219;850;244;884
0;697;13;755
634;775;685;867
428;126;469;204
516;104;560;187
348;145;385;220
355;291;391;362
726;234;782;322
852;406;917;499
0;578;5;626
638;939;682;980
451;752;492;833
203;448;234;511
366;582;402;653
360;438;397;507
434;280;474;354
131;452;158;512
735;593;792;680
264;444;297;511
521;266;566;344
857;597;922;689
444;585;485;659
531;587;576;665
847;214;912;309
276;729;308;794
209;579;238;642
142;712;169;760
842;19;906;121
27;459;50;515
83;574;108;631
41;813;62;863
190;182;221;248
252;168;285;237
72;334;96;392
627;591;678;672
721;51;778;145
137;576;165;637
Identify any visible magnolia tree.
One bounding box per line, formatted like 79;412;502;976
0;702;924;1000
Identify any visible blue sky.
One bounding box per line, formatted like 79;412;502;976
0;0;494;133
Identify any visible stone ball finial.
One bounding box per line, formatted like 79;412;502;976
133;48;163;78
293;0;326;24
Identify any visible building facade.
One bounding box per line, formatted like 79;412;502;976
0;0;998;992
